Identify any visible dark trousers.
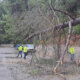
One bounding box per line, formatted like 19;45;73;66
24;52;28;59
17;51;22;57
71;54;74;62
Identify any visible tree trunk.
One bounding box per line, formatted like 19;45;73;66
24;17;80;42
54;21;72;72
24;0;29;11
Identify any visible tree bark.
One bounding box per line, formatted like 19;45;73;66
24;0;29;11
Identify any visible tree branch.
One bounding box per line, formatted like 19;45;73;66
24;17;80;42
49;4;75;20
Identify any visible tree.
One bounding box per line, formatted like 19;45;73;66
24;0;29;11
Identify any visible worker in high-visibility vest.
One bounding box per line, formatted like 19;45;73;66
69;45;75;62
17;45;23;58
23;46;28;59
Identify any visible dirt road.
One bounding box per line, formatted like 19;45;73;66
0;47;62;80
0;47;80;80
0;47;15;80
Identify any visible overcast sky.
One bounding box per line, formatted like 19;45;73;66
0;0;3;2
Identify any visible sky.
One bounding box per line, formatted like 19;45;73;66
0;0;3;2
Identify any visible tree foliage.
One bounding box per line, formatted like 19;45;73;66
0;0;80;43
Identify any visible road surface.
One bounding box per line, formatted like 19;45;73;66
0;47;80;80
0;47;15;80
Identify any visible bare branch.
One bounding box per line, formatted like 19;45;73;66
24;17;80;42
49;6;75;20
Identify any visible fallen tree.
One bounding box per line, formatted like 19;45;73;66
24;17;80;42
24;17;80;72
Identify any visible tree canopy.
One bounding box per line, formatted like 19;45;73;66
0;0;80;44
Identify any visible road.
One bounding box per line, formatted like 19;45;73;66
0;47;63;80
0;47;15;80
0;47;80;80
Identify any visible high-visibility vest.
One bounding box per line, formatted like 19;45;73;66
23;47;28;52
18;46;22;51
69;47;75;54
